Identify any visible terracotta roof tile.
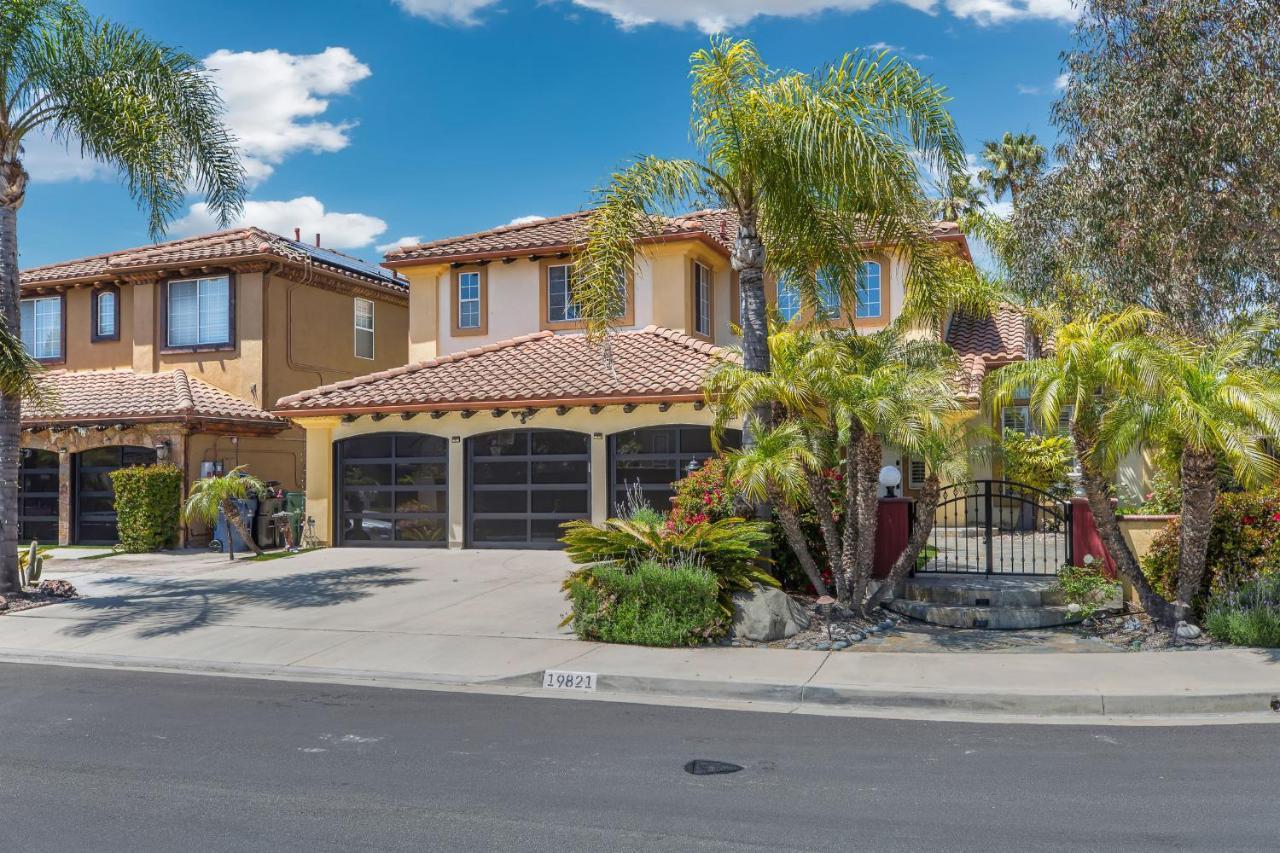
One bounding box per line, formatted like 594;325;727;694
946;305;1032;399
22;228;405;292
275;326;727;414
24;370;287;427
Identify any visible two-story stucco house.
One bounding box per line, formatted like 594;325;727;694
18;228;409;545
274;210;1028;551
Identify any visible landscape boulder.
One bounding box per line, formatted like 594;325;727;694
730;586;811;642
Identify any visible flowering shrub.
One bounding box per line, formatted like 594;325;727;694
668;457;739;531
768;466;844;595
1142;490;1280;613
1133;466;1181;515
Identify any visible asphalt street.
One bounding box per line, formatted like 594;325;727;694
1;663;1277;852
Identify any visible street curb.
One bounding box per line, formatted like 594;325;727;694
4;648;1278;722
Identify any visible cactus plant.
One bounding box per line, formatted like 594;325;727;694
18;541;45;587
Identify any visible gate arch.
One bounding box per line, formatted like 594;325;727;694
921;480;1073;575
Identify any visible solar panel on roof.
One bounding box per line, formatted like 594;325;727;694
279;237;402;286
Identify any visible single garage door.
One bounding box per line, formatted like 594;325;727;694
337;433;448;546
75;445;157;544
19;448;59;544
610;425;741;513
467;429;590;548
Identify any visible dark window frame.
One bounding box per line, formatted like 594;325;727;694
91;284;121;343
19;292;67;365
160;271;237;354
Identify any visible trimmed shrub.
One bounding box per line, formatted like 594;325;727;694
1205;575;1280;647
567;561;722;646
1142;490;1280;612
109;463;183;552
668;457;740;529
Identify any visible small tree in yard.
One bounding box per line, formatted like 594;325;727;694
182;466;266;559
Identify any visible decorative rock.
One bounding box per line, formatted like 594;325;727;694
832;640;850;650
1123;617;1142;632
814;641;832;651
867;625;880;634
730;586;812;642
1066;602;1083;615
785;643;800;650
0;594;7;611
878;620;894;631
1175;621;1202;640
37;579;76;598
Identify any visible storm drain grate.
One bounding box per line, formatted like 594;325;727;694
684;759;743;776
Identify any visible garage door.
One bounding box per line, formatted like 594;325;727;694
337;433;448;547
19;448;59;544
610;426;741;513
467;430;590;548
75;445;157;544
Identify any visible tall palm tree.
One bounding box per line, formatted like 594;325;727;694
977;132;1046;203
574;37;965;428
931;171;987;221
1100;315;1280;625
985;308;1174;623
727;422;830;597
182;466;267;560
0;0;245;592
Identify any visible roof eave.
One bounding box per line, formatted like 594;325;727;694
275;391;709;419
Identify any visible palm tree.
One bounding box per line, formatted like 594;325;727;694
0;0;245;592
984;308;1174;623
931;171;987;221
727;422;830;597
1101;315;1280;625
574;37;965;429
182;466;267;559
977;132;1046;203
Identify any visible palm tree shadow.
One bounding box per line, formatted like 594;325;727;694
61;566;417;639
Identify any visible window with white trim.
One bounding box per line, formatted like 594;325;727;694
693;261;712;336
777;275;801;322
20;296;61;360
817;268;841;319
457;272;481;330
547;264;580;323
167;275;230;348
354;298;375;359
856;261;882;319
94;290;118;339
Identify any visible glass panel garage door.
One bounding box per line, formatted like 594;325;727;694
468;430;590;548
75;445;157;544
20;448;59;544
338;433;448;546
610;426;742;513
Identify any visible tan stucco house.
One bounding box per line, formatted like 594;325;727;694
275;210;1035;550
18;228;409;545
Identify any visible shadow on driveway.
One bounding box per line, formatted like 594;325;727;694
60;566;417;640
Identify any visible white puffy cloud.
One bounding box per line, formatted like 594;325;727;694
505;214;547;227
203;47;372;184
376;235;423;253
864;41;931;60
174;196;388;249
1016;83;1042;95
21;130;113;184
395;0;1077;31
1054;72;1070;90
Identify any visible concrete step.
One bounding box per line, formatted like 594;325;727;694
895;574;1066;608
885;599;1085;630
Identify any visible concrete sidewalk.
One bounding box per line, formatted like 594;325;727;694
2;548;1279;723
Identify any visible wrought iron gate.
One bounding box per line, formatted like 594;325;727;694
919;480;1073;576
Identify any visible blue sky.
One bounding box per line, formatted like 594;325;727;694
19;0;1075;268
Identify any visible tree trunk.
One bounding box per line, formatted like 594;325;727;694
1073;423;1171;625
731;207;770;436
867;475;941;609
836;425;863;604
769;487;828;597
804;466;842;573
1174;448;1218;625
851;431;882;615
221;497;263;557
0;161;27;594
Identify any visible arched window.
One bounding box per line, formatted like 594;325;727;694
94;288;119;341
856;261;882;319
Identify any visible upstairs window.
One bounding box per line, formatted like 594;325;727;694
856;261;882;319
354;298;375;359
776;275;801;322
457;272;481;330
817;269;841;319
20;296;62;361
1001;405;1031;435
547;264;580;323
93;288;119;341
693;261;712;336
167;275;231;348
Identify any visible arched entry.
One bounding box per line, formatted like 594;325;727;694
336;433;448;547
466;429;590;548
75;445;157;544
609;426;741;514
19;448;59;543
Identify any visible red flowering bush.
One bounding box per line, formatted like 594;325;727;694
1142;489;1280;614
668;457;740;531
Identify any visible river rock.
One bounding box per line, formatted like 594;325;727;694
730;585;812;642
1175;621;1202;640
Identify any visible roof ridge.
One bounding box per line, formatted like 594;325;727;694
384;211;591;258
640;325;726;357
276;330;557;406
171;369;196;412
20;227;259;274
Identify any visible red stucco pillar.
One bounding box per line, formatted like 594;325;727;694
874;498;913;579
1071;497;1117;578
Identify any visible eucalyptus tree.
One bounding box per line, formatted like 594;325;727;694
977;131;1046;204
0;0;245;591
573;37;964;418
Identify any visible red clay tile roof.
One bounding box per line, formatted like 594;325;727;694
946;305;1033;398
24;369;288;428
383;208;968;265
275;326;728;415
21;228;405;293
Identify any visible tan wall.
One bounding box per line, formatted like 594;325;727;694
185;427;305;492
57;285;134;370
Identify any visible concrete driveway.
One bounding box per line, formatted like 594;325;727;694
1;547;584;679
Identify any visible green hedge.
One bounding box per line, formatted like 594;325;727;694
567;561;721;647
108;463;183;552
